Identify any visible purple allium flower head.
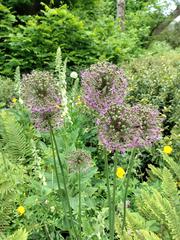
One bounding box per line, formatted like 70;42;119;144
97;104;163;153
81;62;128;114
21;70;63;131
67;149;92;173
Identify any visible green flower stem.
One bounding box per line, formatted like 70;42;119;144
44;224;53;240
104;150;111;237
49;122;78;239
110;151;118;240
78;165;82;240
122;148;136;233
50;130;69;231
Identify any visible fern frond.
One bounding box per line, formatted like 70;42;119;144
161;168;179;213
149;164;163;180
0;153;25;234
0;110;32;160
1;229;28;240
163;154;180;180
136;230;161;240
115;216;133;240
136;187;165;223
126;212;146;231
162;198;180;240
115;213;161;240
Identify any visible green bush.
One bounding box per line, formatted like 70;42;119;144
0;3;16;75
155;23;180;49
4;5;97;74
125;50;180;132
0;1;166;76
0;75;16;107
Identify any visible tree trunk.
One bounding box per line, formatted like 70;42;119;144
152;5;180;35
116;0;125;30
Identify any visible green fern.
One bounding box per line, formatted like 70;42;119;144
0;110;32;160
0;228;28;240
115;156;180;240
0;153;25;234
136;230;161;240
162;154;180;180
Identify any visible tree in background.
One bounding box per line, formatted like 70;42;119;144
116;0;125;30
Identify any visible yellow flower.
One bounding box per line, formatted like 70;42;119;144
17;206;25;216
12;97;17;103
163;145;173;155
75;95;82;106
116;167;125;179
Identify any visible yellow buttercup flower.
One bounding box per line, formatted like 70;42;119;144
163;145;173;155
17;206;25;216
12;97;17;103
116;167;125;179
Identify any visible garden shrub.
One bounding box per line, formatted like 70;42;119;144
4;5;98;75
0;75;16;107
155;22;180;49
125;50;180;133
0;1;166;76
0;3;16;75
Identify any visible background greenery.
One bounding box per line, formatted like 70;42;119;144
0;0;179;239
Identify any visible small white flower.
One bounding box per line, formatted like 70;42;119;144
45;200;49;204
50;206;55;212
70;71;78;79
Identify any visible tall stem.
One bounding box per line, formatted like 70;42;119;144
49;122;78;239
78;165;82;240
122;148;136;232
104;150;111;236
50;131;69;230
110;151;118;240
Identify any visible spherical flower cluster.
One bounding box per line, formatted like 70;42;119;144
21;71;63;131
97;104;163;153
67;149;92;173
81;62;128;114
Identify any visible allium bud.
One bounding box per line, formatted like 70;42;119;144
70;71;78;79
21;70;63;131
81;62;128;114
67;149;92;173
97;104;163;153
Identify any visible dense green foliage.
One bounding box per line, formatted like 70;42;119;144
156;23;180;48
0;0;166;76
0;0;180;239
125;44;180;132
116;154;180;240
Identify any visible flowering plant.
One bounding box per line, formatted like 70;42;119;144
21;70;63;131
97;104;163;153
81;62;128;114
